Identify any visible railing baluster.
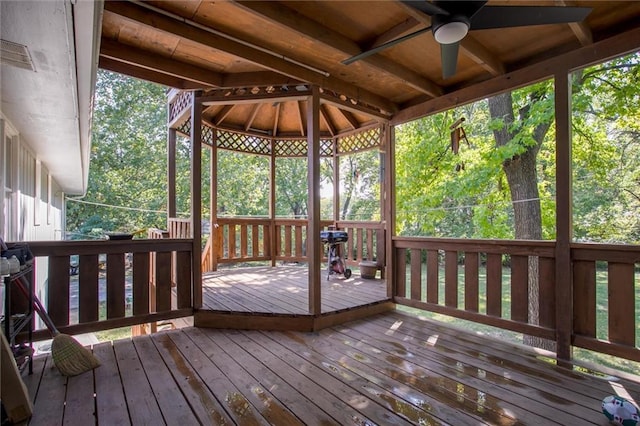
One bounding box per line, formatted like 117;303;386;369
607;262;636;346
426;250;439;304
240;224;248;258
79;254;99;323
48;255;70;326
133;252;150;316
410;248;422;301
229;225;236;259
155;252;172;312
464;252;479;312
486;253;502;317
106;253;125;319
176;251;192;309
252;224;259;257
511;255;529;323
538;257;556;329
395;248;406;298
445;251;458;308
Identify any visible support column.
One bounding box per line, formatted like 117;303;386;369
554;71;573;364
210;129;218;272
167;128;177;221
270;138;277;266
190;92;203;309
383;123;396;299
333;137;340;223
307;86;321;315
0;118;5;236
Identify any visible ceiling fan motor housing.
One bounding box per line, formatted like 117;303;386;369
432;14;471;44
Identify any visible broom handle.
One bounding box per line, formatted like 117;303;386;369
14;275;60;335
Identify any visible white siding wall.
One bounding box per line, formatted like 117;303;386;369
1;117;65;243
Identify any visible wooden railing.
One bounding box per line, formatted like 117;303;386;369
168;218;191;238
27;239;194;338
336;220;385;275
571;243;640;362
204;218;387;270
392;237;640;362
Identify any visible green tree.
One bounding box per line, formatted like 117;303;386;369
66;71;170;237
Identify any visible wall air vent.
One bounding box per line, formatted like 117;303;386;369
0;39;36;71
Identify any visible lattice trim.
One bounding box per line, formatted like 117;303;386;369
168;91;192;124
271;139;331;157
217;130;271;155
177;120;191;137
338;127;381;154
275;139;307;157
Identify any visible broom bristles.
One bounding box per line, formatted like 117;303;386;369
51;334;100;376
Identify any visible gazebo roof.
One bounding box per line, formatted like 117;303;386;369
100;1;640;136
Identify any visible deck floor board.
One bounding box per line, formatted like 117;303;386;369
24;311;640;425
202;265;388;314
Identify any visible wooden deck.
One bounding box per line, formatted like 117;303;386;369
23;310;640;425
201;265;388;314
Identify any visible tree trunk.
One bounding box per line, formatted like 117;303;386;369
488;92;555;351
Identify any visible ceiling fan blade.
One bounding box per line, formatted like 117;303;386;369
342;25;432;65
470;6;592;30
433;1;487;18
400;0;449;16
441;42;459;79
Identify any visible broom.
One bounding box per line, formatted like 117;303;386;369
15;276;100;376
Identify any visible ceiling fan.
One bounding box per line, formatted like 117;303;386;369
343;1;592;79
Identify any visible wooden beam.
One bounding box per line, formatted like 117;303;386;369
307;86;322;315
337;108;359;131
221;71;303;88
167;128;177;219
297;101;306;137
384;124;396;300
244;103;262;131
190;93;203;309
365;17;422;48
214;105;235;126
319;105;336;137
210;129;218;272
99;57;202;90
272;103;281;137
459;37;506;76
104;1;397;114
231;1;442;98
100;37;224;88
557;0;593;45
319;94;389;120
554;72;573;365
392;26;640;125
400;2;504;77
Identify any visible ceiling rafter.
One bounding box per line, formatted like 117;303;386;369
319;105;336;137
557;1;593;45
215;105;236;126
98;57;202;90
400;3;505;77
231;1;443;98
364;17;422;49
272;102;281;137
104;1;397;115
297;101;306;136
337;108;360;131
244;104;262;131
100;37;224;87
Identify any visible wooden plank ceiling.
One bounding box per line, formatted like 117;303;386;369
100;0;640;137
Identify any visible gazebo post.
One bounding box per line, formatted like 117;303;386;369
333;136;340;223
190;91;203;310
270;139;277;267
383;123;396;299
167;127;177;222
307;86;322;315
209;129;218;272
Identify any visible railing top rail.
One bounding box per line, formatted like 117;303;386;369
168;218;192;224
393;236;555;256
336;220;384;229
28;239;194;256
